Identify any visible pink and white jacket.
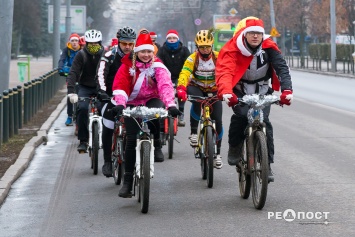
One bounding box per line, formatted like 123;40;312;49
112;54;176;108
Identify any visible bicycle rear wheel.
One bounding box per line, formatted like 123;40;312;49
91;122;99;175
251;131;269;209
167;117;174;159
238;140;251;199
140;141;151;213
205;127;214;188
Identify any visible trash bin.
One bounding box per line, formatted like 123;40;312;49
17;55;31;82
17;62;28;82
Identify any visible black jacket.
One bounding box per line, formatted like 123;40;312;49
157;42;190;83
67;46;104;94
96;46;125;96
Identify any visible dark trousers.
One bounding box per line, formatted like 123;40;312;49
101;101;115;162
187;85;223;154
77;85;99;142
229;90;274;163
124;98;164;173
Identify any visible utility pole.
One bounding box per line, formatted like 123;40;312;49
53;0;61;68
0;0;14;93
269;0;277;42
65;0;71;43
330;0;336;72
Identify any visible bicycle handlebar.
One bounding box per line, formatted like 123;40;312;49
122;106;168;120
187;94;219;101
237;94;280;108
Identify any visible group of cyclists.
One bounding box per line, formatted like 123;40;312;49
58;16;293;199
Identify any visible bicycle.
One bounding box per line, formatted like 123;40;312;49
111;115;126;185
78;96;103;175
187;94;220;188
122;106;168;213
235;94;279;210
160;83;179;159
160;114;178;159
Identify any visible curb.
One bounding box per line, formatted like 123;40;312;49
0;96;67;205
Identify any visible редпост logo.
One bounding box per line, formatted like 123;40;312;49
268;209;330;225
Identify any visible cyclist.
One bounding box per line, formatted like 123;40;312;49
111;33;180;198
157;29;190;127
96;26;137;177
58;33;81;126
149;31;160;55
176;29;224;169
67;29;105;153
215;17;293;182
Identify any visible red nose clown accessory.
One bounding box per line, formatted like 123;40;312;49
134;33;154;53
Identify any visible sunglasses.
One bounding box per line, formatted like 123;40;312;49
120;42;134;47
198;46;212;50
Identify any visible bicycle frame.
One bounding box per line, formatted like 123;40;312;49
241;94;279;170
122;106;168;178
188;94;219;158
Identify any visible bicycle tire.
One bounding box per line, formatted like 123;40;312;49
206;127;214;188
140;141;151;213
252;131;269;209
168;117;174;159
91;122;99;175
112;137;124;185
199;132;207;180
238;140;251;199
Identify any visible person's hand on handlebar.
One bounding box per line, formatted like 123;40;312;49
279;90;293;106
222;94;238;107
168;106;181;117
111;105;125;117
176;85;187;101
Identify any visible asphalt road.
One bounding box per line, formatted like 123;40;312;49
0;71;355;236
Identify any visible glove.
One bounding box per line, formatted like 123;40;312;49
68;93;78;104
176;85;187;102
59;71;66;77
280;90;293;106
111;105;125;117
97;90;110;102
222;94;238;107
168;107;182;118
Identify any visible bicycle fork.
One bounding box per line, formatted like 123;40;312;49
135;138;155;178
88;115;103;149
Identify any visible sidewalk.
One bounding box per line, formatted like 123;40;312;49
8;56;54;90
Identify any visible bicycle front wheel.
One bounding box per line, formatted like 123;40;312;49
252;131;269;209
113;138;124;185
140;141;151;213
205;127;214;188
167;117;174;159
91;122;99;175
238;140;251;199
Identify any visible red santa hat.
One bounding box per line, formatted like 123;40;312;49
243;18;265;36
134;33;154;52
69;33;80;41
149;31;157;40
166;29;179;40
111;38;118;47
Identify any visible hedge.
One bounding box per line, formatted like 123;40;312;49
308;44;355;61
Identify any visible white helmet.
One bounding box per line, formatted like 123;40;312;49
85;29;102;42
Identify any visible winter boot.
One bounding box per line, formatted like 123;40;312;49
228;143;243;165
118;172;134;198
154;139;164;162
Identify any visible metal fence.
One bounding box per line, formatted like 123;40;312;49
0;69;64;151
285;56;355;75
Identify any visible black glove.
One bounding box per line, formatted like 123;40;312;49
97;90;110;102
111;105;125;117
168;107;181;118
59;71;66;77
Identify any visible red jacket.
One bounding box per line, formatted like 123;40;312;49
216;32;281;98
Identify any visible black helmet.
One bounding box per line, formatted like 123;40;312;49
117;26;137;42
